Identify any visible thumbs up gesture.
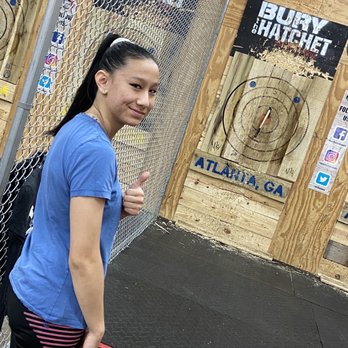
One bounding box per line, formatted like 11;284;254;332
121;171;150;218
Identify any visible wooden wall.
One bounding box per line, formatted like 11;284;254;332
161;0;348;291
0;1;47;154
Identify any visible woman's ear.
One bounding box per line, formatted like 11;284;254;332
95;70;110;95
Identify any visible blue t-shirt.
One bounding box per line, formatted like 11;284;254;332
10;113;123;329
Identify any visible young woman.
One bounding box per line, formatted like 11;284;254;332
6;33;160;348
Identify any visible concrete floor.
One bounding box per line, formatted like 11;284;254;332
103;217;348;348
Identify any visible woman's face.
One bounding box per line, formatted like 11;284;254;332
103;57;160;129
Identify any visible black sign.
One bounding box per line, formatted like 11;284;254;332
232;0;348;78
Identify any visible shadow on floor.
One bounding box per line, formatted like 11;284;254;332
104;217;348;348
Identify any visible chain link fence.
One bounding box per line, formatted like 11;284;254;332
0;0;228;344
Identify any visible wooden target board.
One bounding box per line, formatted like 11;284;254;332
200;0;348;185
0;0;16;62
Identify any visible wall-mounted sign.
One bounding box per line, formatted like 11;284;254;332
191;149;291;203
309;90;348;194
232;0;348;79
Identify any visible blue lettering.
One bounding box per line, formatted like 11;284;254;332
264;181;283;197
212;162;221;175
231;169;239;181
247;175;256;187
273;185;283;197
264;181;274;192
195;157;204;169
221;166;230;178
344;212;348;219
207;159;215;171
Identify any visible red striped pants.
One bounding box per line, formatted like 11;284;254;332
6;284;85;348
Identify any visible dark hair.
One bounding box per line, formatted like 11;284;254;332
48;33;158;136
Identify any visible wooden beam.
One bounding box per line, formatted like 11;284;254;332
269;63;348;274
160;0;245;220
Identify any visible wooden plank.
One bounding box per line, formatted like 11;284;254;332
0;118;7;140
180;183;277;239
175;203;272;259
160;12;237;220
339;202;348;225
221;58;275;167
278;76;332;181
269;63;348;274
324;240;348;267
185;170;283;218
330;222;348;247
0;79;16;103
191;149;291;203
319;0;348;26
200;51;253;155
318;258;348;292
223;0;247;30
0;99;11;122
255;67;297;176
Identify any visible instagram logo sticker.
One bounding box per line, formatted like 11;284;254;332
324;149;339;164
45;53;58;69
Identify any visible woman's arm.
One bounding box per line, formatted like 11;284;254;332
69;196;106;346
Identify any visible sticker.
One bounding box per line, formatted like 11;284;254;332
0;84;9;98
51;31;65;47
332;126;348;143
37;74;52;95
309;90;348;194
44;52;59;70
315;171;331;187
323;149;340;165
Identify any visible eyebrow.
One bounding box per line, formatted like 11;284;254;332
131;77;159;87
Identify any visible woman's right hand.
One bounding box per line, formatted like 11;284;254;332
82;330;104;348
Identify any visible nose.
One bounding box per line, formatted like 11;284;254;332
137;91;152;109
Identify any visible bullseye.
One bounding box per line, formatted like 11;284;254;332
222;76;310;162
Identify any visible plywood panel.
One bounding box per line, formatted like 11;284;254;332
174;169;282;259
200;52;254;155
320;0;348;26
175;198;273;259
223;0;247;29
277;76;332;181
181;182;277;239
269;63;348;274
0;79;16;103
185;170;283;217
